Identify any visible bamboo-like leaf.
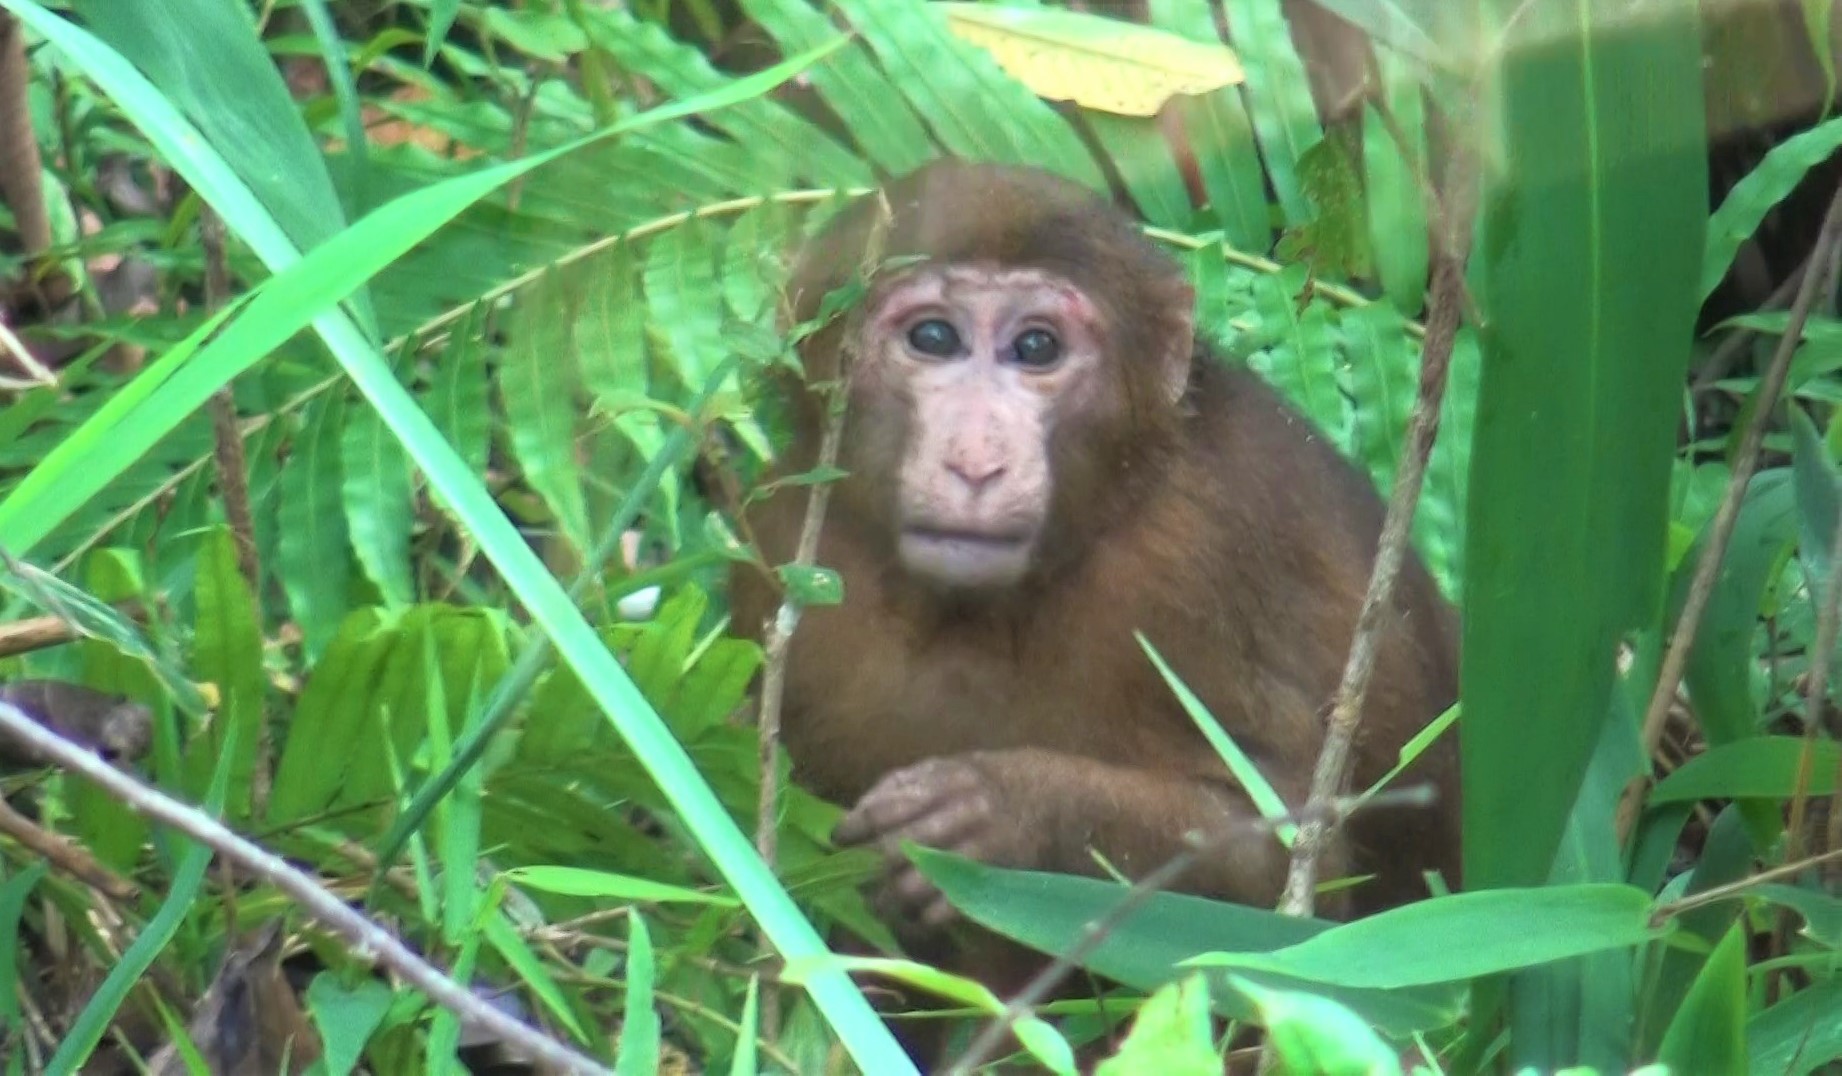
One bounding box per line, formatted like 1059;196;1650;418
722;201;790;325
341;393;417;607
500;268;591;554
1220;0;1322;224
740;0;935;176
830;0;1105;188
1419;327;1479;594
1674;472;1796;746
1702;114;1842;299
1748;977;1842;1075
1463;0;1707;903
1651;736;1840;802
187;528;265;817
278;392;354;659
615;914;661;1076
1655;922;1747;1074
939;3;1241;118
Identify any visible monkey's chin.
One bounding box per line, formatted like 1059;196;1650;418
899;529;1035;589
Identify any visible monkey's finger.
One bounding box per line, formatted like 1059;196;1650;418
834;774;963;845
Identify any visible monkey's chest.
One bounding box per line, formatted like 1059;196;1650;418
781;627;1125;804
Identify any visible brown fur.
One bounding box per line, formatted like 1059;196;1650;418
731;160;1460;998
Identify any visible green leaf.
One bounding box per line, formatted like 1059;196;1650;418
827;0;1105;187
739;0;934;176
778;565;844;606
1226;975;1402;1074
505;865;740;907
615;915;661;1076
1792;408;1840;585
187;528;265;817
304;975;394;1076
501;268;591;554
1650;735;1841;802
1364;54;1430;313
341;394;417;607
1675;472;1796;745
1702;113;1842;299
1748;976;1842;1075
1094;976;1219;1076
1463;0;1707;897
908;847;1462;1034
1656;921;1747;1075
423;303;492;496
1140;635;1291;842
1219;0;1322;223
1189;884;1667;989
1151;0;1269;249
278;391;355;659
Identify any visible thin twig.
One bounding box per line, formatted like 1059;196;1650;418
0;600;145;659
0;700;615;1076
199;207;261;595
1279;145;1476;917
1653;844;1842;920
0;797;137;901
1623;184;1842;840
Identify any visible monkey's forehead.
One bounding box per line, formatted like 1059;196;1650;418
869;264;1099;323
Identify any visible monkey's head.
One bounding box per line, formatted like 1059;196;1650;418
787;161;1196;593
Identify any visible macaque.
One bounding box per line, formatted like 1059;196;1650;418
730;161;1460;996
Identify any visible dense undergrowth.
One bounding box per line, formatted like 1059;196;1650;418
0;0;1837;1072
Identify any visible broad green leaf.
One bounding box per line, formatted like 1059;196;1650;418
187;528;265;817
423;303;492;492
278;391;354;659
304;976;393;1076
909;847;1462;1034
1656;922;1747;1075
267;609;390;823
1674;472;1796;745
1748;977;1842;1075
1791;408;1840;586
1085;112;1195;225
1637;805;1754;1056
481;912;588;1041
341;396;417;607
70;0;350;267
1463;0;1707;898
1094;976;1219;1076
1227;976;1401;1074
1752;883;1842;949
939;3;1242;117
1702;113;1842;299
1250;270;1349;449
1188;884;1667;989
615;914;661;1076
501;268;591;554
1650;735;1840;802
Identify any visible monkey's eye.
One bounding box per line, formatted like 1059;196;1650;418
1010;328;1062;370
906;319;962;358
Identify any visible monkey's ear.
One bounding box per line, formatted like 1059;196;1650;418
1162;283;1197;405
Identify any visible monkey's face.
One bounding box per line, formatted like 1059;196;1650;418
851;264;1112;590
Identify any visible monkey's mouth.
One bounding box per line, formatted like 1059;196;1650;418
899;527;1036;588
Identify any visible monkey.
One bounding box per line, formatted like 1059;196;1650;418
728;159;1460;1024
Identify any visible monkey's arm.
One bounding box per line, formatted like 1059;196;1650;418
833;747;1326;928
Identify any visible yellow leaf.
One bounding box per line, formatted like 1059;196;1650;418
941;3;1243;118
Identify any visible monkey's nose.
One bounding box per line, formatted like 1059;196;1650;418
947;459;1005;494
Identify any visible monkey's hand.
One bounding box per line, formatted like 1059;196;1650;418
831;754;1049;930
